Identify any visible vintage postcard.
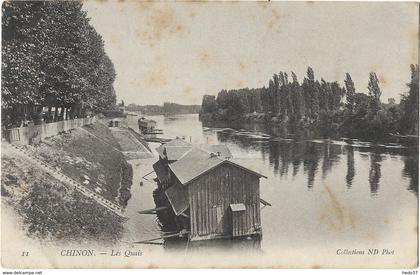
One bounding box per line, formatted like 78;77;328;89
1;0;418;269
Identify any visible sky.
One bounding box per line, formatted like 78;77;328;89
83;1;418;105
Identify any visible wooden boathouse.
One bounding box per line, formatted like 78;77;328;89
138;117;157;134
152;138;267;241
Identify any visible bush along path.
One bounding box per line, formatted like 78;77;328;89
8;144;125;217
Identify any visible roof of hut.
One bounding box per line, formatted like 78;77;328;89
197;144;232;159
155;138;232;161
156;146;192;161
156;143;266;216
165;183;189;216
164;138;192;147
168;147;266;185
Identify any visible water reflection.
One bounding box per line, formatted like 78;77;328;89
211;123;418;196
369;153;382;195
127;115;418;255
346;146;355;189
403;147;419;194
122;114;418;258
303;143;320;190
291;143;301;177
321;142;341;179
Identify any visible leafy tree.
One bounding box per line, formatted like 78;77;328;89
367;72;382;114
242;88;262;113
260;86;271;114
268;74;280;114
290;71;305;123
2;1;117;125
224;90;250;121
400;64;419;135
344;73;356;112
201;95;217;113
216;89;228;109
368;72;381;100
330;82;345;111
302;67;320;122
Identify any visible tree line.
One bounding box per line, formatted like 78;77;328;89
126;102;201;115
200;65;419;139
2;1;116;127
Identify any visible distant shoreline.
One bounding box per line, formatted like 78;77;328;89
199;112;419;144
125;102;201;116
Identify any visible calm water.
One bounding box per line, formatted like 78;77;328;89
124;114;418;263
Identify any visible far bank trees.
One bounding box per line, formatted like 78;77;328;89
200;66;419;140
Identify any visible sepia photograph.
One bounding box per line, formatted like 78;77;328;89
1;0;419;270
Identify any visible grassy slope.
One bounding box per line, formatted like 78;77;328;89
23;122;133;206
1;122;135;243
1;150;124;243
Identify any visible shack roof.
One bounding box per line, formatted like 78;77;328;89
198;144;233;159
155;146;192;161
168;147;266;185
165;183;189;216
164;138;192;147
155;138;232;161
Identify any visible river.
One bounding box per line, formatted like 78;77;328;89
123;113;418;266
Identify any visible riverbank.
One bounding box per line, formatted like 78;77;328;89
199;112;420;143
199;112;310;129
199;112;328;141
200;112;268;123
1;122;134;244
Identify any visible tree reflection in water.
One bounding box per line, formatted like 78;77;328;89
345;146;355;189
212;124;418;196
321;142;341;179
303;143;320;190
403;146;419;195
369;153;382;195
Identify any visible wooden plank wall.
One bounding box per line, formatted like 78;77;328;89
188;163;261;238
232;211;246;237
